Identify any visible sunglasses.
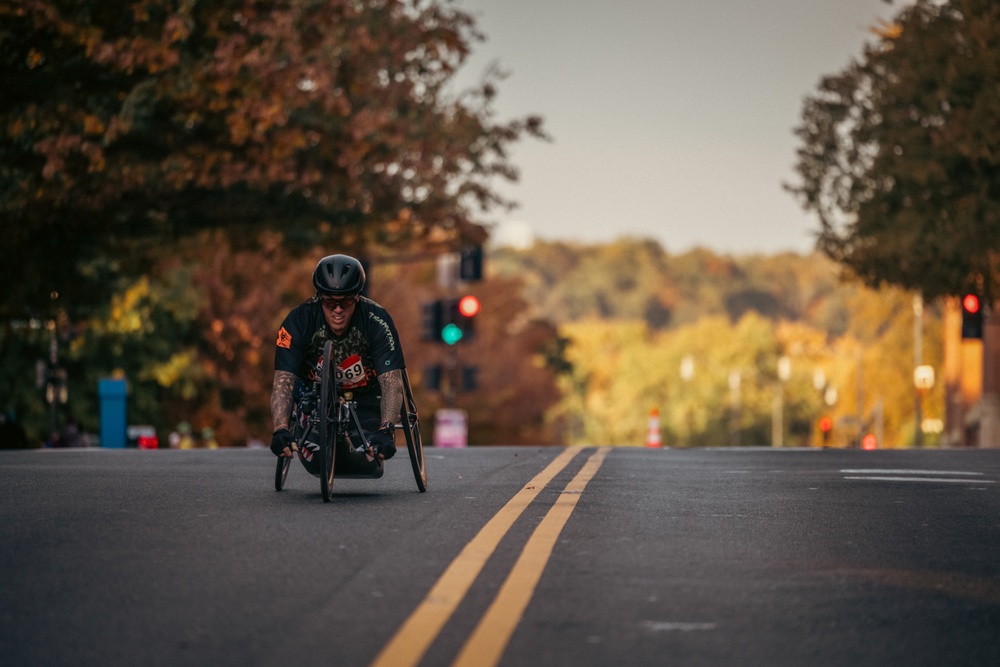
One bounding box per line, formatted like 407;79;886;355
321;295;358;311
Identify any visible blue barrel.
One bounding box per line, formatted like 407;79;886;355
98;378;127;448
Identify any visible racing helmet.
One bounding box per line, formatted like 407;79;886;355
313;254;366;296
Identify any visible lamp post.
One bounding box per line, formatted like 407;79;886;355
728;370;741;447
914;364;935;446
773;356;791;447
913;294;924;447
680;355;694;446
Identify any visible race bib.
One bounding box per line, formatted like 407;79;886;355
336;354;368;389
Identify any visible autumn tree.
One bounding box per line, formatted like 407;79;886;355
0;0;544;318
787;0;1000;300
492;240;849;331
495;241;944;447
370;261;566;446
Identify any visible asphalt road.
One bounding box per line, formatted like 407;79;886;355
1;446;998;667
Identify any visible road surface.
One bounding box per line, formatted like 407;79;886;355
2;446;998;666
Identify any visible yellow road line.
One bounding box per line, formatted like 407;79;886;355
370;447;584;667
451;446;611;667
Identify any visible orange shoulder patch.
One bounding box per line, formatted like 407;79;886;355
276;327;292;349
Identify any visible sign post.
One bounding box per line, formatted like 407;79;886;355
434;409;468;448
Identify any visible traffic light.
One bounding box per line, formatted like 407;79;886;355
818;416;833;445
421;300;444;342
456;294;480;340
961;293;983;339
460;245;483;281
440;295;480;345
421;364;477;393
423;296;480;344
424;364;443;391
462;365;478;391
440;319;463;345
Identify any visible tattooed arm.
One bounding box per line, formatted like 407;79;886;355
378;369;405;427
270;370;298;432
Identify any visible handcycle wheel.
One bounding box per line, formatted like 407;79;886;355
401;370;427;492
274;455;291;491
319;339;339;502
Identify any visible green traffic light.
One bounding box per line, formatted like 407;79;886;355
441;323;463;345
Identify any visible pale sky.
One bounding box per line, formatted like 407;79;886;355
452;0;900;254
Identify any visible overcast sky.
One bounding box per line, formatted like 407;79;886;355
451;0;900;254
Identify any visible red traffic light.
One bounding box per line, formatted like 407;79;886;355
962;294;981;314
818;416;833;433
458;295;480;318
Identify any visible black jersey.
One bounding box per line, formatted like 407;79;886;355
274;296;405;399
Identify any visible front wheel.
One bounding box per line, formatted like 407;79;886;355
274;455;291;491
319;339;338;502
400;371;427;492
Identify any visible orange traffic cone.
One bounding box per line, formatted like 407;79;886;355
645;408;662;448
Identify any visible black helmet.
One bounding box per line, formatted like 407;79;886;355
313;254;366;296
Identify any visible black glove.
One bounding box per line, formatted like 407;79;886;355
368;425;396;460
270;428;294;456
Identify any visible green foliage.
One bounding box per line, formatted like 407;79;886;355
67;268;206;437
0;320;56;445
787;0;1000;300
0;266;205;443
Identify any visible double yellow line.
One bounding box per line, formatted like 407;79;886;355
371;446;610;667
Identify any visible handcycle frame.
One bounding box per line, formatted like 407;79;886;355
275;340;427;501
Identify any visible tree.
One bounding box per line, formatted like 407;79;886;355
493;240;944;447
0;0;545;318
362;261;566;446
787;0;1000;300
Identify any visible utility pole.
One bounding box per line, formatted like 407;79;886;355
772;356;790;447
914;294;924;447
728;370;741;447
856;347;864;448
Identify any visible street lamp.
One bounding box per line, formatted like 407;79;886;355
778;356;791;382
680;355;694;383
824;385;838;407
813;369;826;392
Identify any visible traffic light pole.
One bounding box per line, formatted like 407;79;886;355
432;254;459;408
444;345;459;408
48;322;58;437
422;248;483;408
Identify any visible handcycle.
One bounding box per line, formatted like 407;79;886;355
275;340;427;502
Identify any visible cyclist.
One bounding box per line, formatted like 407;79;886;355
269;254;404;476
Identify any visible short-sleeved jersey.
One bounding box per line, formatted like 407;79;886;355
274;296;405;399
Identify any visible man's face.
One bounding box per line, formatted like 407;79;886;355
320;294;358;335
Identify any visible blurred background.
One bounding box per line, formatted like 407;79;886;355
1;0;996;450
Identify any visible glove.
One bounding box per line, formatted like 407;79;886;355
368;425;396;460
270;428;294;456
